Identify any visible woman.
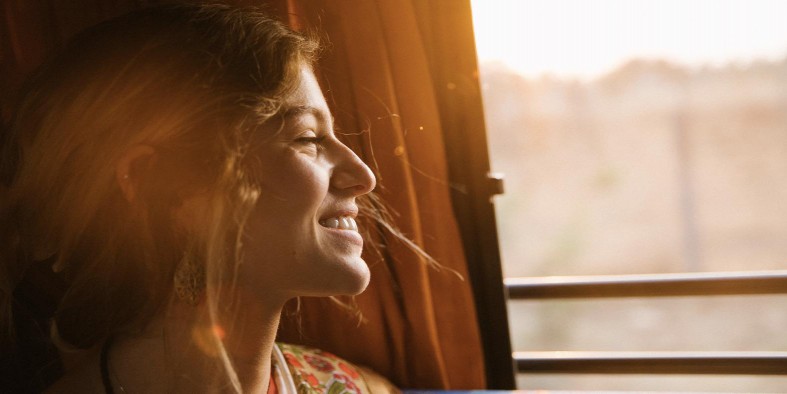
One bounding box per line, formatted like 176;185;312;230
1;4;396;393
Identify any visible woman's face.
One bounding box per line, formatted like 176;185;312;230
238;66;376;300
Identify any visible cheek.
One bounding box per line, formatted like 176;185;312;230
258;154;329;206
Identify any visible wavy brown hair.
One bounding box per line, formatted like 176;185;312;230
1;4;317;390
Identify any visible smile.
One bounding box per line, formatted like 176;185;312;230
319;216;358;231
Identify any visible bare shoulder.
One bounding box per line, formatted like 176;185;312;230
45;352;104;394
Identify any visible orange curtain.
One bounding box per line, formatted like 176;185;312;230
1;0;486;389
277;1;485;389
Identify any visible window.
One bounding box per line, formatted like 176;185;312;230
470;0;787;391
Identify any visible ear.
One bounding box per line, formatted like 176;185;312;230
116;145;156;203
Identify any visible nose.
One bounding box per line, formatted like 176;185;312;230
331;142;376;196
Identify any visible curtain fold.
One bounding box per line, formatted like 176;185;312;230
1;0;486;389
278;1;485;389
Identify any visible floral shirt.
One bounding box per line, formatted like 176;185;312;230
271;343;373;394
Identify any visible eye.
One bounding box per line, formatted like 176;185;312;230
293;131;327;152
295;135;326;145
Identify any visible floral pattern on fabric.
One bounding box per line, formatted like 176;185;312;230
278;343;369;394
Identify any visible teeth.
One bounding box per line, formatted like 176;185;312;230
320;216;358;231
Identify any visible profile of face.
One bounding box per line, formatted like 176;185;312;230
236;66;376;301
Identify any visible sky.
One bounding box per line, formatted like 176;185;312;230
470;0;787;80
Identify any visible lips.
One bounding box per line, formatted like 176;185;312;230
319;216;358;231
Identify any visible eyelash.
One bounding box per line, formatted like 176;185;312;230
295;135;326;146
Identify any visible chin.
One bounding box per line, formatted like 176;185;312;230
336;258;371;295
349;270;371;295
321;256;371;296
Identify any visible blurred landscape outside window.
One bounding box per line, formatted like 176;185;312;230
470;0;787;391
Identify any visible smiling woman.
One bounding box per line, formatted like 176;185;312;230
241;67;376;300
0;4;394;393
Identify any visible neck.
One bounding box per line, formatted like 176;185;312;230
108;293;285;393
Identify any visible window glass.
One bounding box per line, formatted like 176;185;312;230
471;0;787;277
510;295;787;352
471;1;787;391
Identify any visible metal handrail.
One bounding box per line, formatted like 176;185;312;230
505;270;787;299
514;351;787;375
507;271;787;375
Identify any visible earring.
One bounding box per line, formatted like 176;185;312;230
174;248;205;305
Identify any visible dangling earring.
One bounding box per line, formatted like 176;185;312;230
174;246;205;305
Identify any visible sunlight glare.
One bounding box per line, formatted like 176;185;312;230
470;0;787;80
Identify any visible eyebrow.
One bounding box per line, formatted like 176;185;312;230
280;105;334;126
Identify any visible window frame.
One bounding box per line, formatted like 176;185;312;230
420;0;787;388
413;1;516;389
